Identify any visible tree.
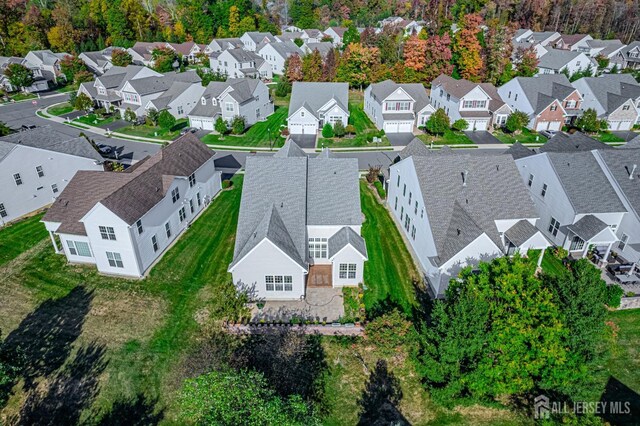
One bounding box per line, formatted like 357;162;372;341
575;108;605;133
146;108;159;126
453;14;484;81
285;53;303;82
345;124;356;137
322;123;334;138
302;49;323;81
231;115;245;134
5;63;34;92
322;48;338;82
111;49;133;67
423;34;454;82
0;330;22;409
504;110;530;133
74;93;94;111
179;368;319;426
197;68;226;86
60;55;87;83
215;117;228;137
451;119;469;131
333;120;345;137
515;46;539;77
124;108;136;122
0;121;11;136
483;21;515;85
289;0;316;29
403;35;427;73
425;108;450;135
342;20;360;48
336;43;380;88
152;46;179;72
595;54;609;70
158;110;176;130
74;70;93;84
275;78;291;97
228;6;240;37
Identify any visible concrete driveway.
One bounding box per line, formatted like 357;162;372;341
464;131;502;145
385;132;415;146
289;133;317;149
611;131;638;142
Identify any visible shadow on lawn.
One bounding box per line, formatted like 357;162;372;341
358;359;409;426
96;393;164;425
599;376;640;425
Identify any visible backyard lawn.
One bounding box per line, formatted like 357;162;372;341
0;213;47;267
494;128;547;144
200;106;288;148
416;130;473;145
47;102;74;116
115;118;188;141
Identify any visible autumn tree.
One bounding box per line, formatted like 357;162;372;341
403;35;427;73
302;49;323;82
74;93;94;111
5;63;34;92
111;49;133;67
152;46;179;72
285;53;303;83
483;20;515;85
336;43;380;88
515;46;539;77
60;55;87;82
453;14;484;81
228;5;240;37
322;48;338;82
423;34;453;83
342;20;360;48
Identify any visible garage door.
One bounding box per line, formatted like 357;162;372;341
290;123;317;135
611;120;632;131
548;121;562;131
383;121;413;133
190;118;214;131
536;121;549;131
468;120;488;131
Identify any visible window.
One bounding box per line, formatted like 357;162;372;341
301;111;305;117
403;184;406;196
541;183;548;198
197;192;202;206
201;97;206;105
550;104;558;111
284;275;292;291
408;192;412;205
508;91;511;98
67;240;77;256
339;263;357;279
619;233;628;251
177;105;183;114
190;198;195;214
265;275;293;291
515;94;518;101
106;251;124;268
165;222;172;238
179;207;186;222
0;203;6;218
411;225;416;240
386;101;411;111
256;108;261;118
404;215;410;231
67;240;91;257
36;165;44;177
274;275;283;291
462;100;487;109
152;235;158;252
566;100;576;108
136;219;143;234
99;226;116;241
400;206;404;220
13;173;22;186
570;236;585;251
396;175;400;187
623;105;630;111
420;209;424;218
308;237;328;258
265;276;274;291
548;217;560;237
171;188;180;203
394;197;398;210
225;102;233;112
414;201;418;215
439;89;443;97
189;174;196;187
51;184;58;194
576;61;581;66
528;173;534;187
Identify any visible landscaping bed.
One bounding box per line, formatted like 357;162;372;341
201;107;287;147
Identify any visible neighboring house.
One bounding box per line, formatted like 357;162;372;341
78;65;160;111
167;42;207;63
300;29;326;44
613;41;640;70
275;32;303;43
281;25;302;33
378;17;424;35
498;74;582;131
24;50;68;85
0;56;49;92
323;27;347;46
228;140;367;300
288;82;349;135
566;37;625;63
209;48;272;79
364;79;435;133
206;38;244;54
0;127;104;226
301;42;334;58
429;75;511;131
187;78;273;131
514;30;561;47
388;140;548;297
572;74;640;130
144;77;206;120
553;34;592;50
537;48;595;76
257;41;304;75
127;42;166;66
512;41;548;61
42;134;222;278
240;32;277;52
79;47;123;76
514;136;625;262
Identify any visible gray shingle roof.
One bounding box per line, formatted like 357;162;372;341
274;139;307;158
127;71;201;96
566;215;609;241
618;41;640;64
619;135;640;149
0;126;102;162
596;148;640;217
289;82;349;119
328;226;368;259
244;32;277;44
540;132;612;153
504;219;540;246
258;41;303;58
226;48;263;63
574;74;640;114
586;39;624;57
398;138;429;160
304;42;333;57
503;142;535;160
513;75;577;114
546;151;627;214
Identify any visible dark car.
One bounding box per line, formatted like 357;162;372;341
180;127;198;136
539;130;558;139
96;143;113;156
20;124;37;131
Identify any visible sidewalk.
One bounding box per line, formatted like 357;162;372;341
226;323;364;336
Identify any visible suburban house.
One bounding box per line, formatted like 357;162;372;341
79;47;123;76
323;27;347;46
41;134;222;278
288;82;349;135
187;78;273;131
301;42;334;58
364;80;435;133
514;30;561;47
257;41;304;75
127;42;166;66
228;140;367;300
513;136;626;262
276;32;303;43
388;140;549;297
497;74;582;131
141;74;206;120
0;57;50;92
24;50;68;85
553;33;592;50
0;127;104;226
300;29;326;44
537;48;595;76
167;41;207;63
206;38;244;53
378;17;424;35
209;48;272;79
559;35;625;64
240;32;277;52
78;65;160;111
429;75;511;131
613;41;640;70
572;74;640;131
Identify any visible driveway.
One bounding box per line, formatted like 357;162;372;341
98;119;129;131
611;131;638;142
464;131;502;145
385;132;415;146
60;110;85;120
289;133;317;149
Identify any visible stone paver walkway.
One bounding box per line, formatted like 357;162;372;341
249;287;344;322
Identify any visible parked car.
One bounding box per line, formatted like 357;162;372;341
180;127;198;136
539;130;558;139
20;124;37;131
96;143;113;156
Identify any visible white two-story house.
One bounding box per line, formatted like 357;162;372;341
209;48;272;80
228;141;367;300
257;41;304;75
537;48;596;76
0;127;104;227
288;82;349;135
42;134;222;277
240;32;277;52
364;80;435;133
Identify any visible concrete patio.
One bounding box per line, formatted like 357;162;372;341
249;287;344;322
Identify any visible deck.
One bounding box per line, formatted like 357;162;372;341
307;264;332;288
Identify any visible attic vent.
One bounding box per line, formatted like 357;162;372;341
465;198;468;204
456;228;461;236
461;170;468;186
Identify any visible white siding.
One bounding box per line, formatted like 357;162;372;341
331;246;365;286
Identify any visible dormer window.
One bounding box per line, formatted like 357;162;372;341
201;97;206;105
212;98;217;106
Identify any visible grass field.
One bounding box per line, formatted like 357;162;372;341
494;129;547;145
74;114;117;126
201;107;287;148
417;130;473;145
10;92;37;102
318;102;390;148
47;103;74;116
115;119;188;141
0;178;243;423
0;213;48;268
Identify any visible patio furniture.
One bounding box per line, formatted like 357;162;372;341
615;273;640;284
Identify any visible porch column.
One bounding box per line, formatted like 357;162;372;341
582;241;590;258
49;231;61;254
603;242;614;266
537;247;545;268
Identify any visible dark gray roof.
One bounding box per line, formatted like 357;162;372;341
503;142;535;160
504;220;540;246
369;80;430;114
126;71;201;96
317;148;335;158
596;148;640;217
398;138;429;160
574;74;640;114
586;39;624;57
328;226;368;258
619;136;640;149
244;32;277;44
258;41;303;58
538;48;587;70
545;151;627;214
289;82;349;119
0;126;102;162
566;215;609;241
225;48;263;63
383;112;414;120
540;132;613;153
618;41;640;64
513;75;577;114
410;153;539;265
304;42;333;57
274;139;307;158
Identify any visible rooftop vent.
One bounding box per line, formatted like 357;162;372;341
461;170;468;186
630;164;637;180
456;228;461;236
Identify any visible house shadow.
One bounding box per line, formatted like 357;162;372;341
213;155;242;171
599;376;640;425
95;393;164;425
358;359;410;426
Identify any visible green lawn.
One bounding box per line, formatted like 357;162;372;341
596;132;626;143
74;113;117;126
10;92;37;102
318;135;390;148
416;130;473;145
201;107;288;148
494;129;547;144
56;84;79;93
0;213;48;268
318;103;387;148
47;102;74;116
348;103;376;133
360;181;420;316
115;119;188;141
0;178;243;422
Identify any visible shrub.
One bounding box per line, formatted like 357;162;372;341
275;79;291;97
322;123;334;138
74;92;93;111
146;108;159;126
231;115;245;135
425;108;449;135
333;120;345;137
575;108;603;133
366;166;381;183
504;110;530;133
451;119;469;132
365;309;417;355
222;179;232;189
345;124;356;136
158;110;176;130
605;285;624;308
374;181;386;198
378;129;385;138
215;117;228;136
123;107;137;122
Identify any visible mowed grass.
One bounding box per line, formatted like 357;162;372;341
115;119;188;141
604;309;640;405
74;113;117;126
0;213;48;267
596;132;626;143
319;101;389;148
360;181;420;316
494;129;547;145
201;106;288;148
47;102;74;116
0;177;243;423
417;130;473;145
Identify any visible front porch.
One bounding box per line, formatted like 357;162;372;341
565;215;618;266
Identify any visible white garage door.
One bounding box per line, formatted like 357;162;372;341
468;120;488;131
290;123;317;135
611;120;632;131
190;118;214;131
548;121;562;131
384;121;413;133
536;121;549;131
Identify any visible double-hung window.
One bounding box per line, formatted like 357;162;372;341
528;174;534;187
51;184;58;194
339;263;357;279
189;198;195;214
414;201;418;215
99;226;116;240
165;222;172;238
36;165;44;177
541;183;548;198
308;237;328;258
0;203;6;218
106;251;123;268
152;235;158;252
548;217;560;237
179;207;187;222
197;192;202;206
136;219;143;234
619;233;629;251
171;188;180;203
189;174;196;187
13;173;22;186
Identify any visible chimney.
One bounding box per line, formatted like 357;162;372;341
630;164;637;180
461;170;468;186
